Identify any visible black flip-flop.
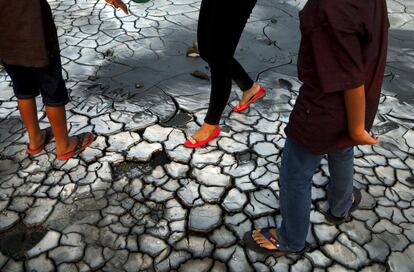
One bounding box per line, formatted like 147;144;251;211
243;228;306;257
325;186;362;225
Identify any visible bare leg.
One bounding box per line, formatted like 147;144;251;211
18;98;45;150
238;83;262;106
45;105;88;156
192;83;262;141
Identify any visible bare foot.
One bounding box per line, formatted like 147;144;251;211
252;228;279;250
56;134;93;156
28;130;46;150
192;123;219;142
238;83;262;106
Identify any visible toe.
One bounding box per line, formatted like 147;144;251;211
254;237;269;244
259;241;277;250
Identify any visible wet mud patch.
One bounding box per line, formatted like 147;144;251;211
406;176;414;186
112;151;171;180
221;125;232;133
0;158;19;177
112;161;146;180
235;150;259;163
160;111;192;128
0;221;47;260
148;202;165;222
46;197;107;231
371;122;399;135
278;78;293;90
0;154;11;160
149;151;172;168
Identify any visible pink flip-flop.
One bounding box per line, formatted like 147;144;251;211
184;127;221;148
233;86;266;113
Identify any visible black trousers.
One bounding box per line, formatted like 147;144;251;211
197;0;257;125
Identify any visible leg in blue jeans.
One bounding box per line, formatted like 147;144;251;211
278;138;322;251
277;138;354;251
327;147;354;217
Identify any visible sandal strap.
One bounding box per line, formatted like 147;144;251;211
260;228;280;248
187;136;196;144
73;133;87;155
350;187;362;212
27;127;53;153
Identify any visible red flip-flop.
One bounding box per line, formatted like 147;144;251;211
26;127;54;155
233;86;266;113
57;132;95;161
184;127;220;148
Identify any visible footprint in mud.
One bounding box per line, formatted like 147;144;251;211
371;122;399;135
278;78;293;91
112;150;171;180
160;111;192;128
235;150;259;164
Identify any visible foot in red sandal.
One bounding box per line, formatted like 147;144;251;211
184;126;220;148
27;127;54;155
233;85;266;113
56;132;95;161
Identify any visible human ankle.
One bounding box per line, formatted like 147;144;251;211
202;122;218;129
204;126;218;134
55;137;73;155
248;83;260;93
28;131;44;147
194;124;217;139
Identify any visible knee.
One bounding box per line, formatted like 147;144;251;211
209;58;233;75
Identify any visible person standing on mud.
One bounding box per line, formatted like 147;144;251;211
184;0;267;148
244;0;389;256
0;0;127;160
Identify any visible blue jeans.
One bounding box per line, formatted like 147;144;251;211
277;137;354;252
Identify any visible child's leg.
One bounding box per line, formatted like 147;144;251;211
3;62;45;149
44;105;93;157
36;55;93;157
44;105;71;155
326;147;354;217
17;98;45;149
277;137;323;251
33;55;69;155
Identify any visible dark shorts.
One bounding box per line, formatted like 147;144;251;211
3;55;69;107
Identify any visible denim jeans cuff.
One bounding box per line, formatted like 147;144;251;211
277;228;305;252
